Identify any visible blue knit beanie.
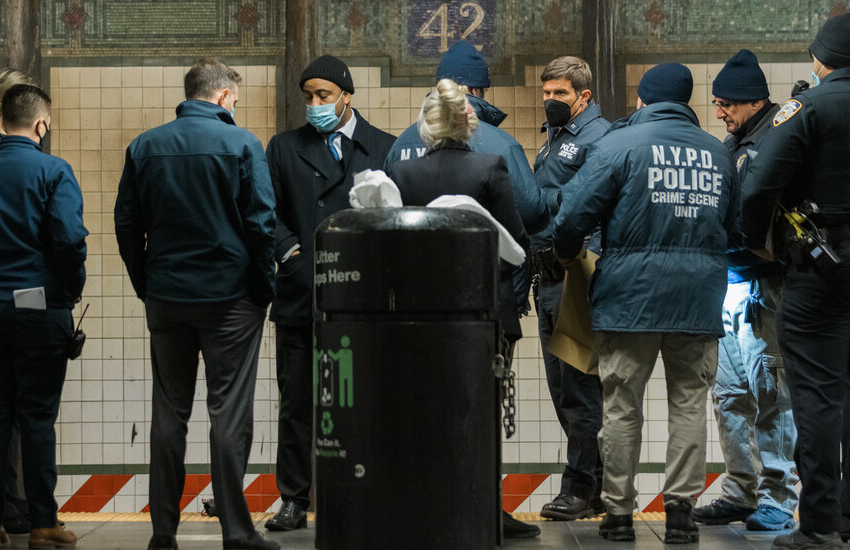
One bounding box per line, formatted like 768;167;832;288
436;41;491;88
712;50;769;101
638;63;693;104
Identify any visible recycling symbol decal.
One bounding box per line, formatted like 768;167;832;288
321;411;334;436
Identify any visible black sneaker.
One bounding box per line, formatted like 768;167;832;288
540;493;595;520
502;511;541;539
665;499;699;544
692;498;755;525
147;534;179;550
223;531;280;550
264;499;307;531
598;513;635;541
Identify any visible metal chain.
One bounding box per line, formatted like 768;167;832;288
502;367;516;438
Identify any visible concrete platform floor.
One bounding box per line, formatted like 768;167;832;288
3;513;788;549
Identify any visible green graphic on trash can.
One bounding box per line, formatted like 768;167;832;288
313;336;354;408
321;411;334;436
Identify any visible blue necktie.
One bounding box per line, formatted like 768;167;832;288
327;132;342;161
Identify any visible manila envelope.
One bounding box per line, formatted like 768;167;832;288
546;250;599;375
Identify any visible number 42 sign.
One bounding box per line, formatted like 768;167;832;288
408;0;495;57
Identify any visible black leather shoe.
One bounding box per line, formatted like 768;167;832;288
590;495;606;515
540;493;595;520
502;511;540;538
599;513;635;541
264;500;307;531
665;499;699;544
2;514;30;535
223;531;280;550
147;534;179;550
692;498;754;525
841;515;850;542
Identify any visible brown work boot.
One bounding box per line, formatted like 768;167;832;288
1;526;10;547
29;523;77;548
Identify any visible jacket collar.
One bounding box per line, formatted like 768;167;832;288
540;100;603;136
0;134;42;151
427;139;472;155
618;101;700;128
175;99;236;125
301;109;373;156
725;103;779;149
467;94;507;127
822;67;850;84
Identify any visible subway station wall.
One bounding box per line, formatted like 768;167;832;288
2;0;830;517
46;58;811;514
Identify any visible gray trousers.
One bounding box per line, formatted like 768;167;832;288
146;298;265;541
596;331;717;515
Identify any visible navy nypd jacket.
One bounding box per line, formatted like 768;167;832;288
114;100;276;305
0;135;88;307
383;94;549;235
553;102;737;335
531;100;611;250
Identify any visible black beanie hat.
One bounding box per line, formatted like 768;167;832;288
712;49;769;101
810;13;850;69
299;55;355;93
638;63;693;104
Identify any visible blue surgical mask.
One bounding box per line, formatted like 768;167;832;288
226;93;236;118
812;63;825;87
306;93;347;133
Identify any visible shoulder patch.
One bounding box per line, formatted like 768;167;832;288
773;99;802;127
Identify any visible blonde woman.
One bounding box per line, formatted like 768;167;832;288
392;77;533;536
0;68;38;136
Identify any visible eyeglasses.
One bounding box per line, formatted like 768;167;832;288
711;99;741;110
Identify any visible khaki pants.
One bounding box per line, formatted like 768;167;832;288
596;331;718;514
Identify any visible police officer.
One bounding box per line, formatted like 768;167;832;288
692;49;798;532
0;84;86;549
384;40;548;236
553;63;737;544
741;13;850;550
532;56;610;522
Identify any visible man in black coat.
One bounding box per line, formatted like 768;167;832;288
264;55;395;531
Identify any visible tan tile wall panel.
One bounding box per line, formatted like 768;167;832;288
51;66;278;468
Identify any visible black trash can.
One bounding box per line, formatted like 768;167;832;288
313;207;501;550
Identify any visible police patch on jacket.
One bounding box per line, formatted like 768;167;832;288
736;152;748;171
559;142;581;160
773;99;802;127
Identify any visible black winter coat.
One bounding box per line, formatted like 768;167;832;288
393;141;530;340
266;110;395;324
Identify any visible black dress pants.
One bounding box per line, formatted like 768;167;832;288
274;323;313;509
146;298;265;541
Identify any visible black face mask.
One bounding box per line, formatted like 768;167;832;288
544;98;578;128
37;121;50;148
